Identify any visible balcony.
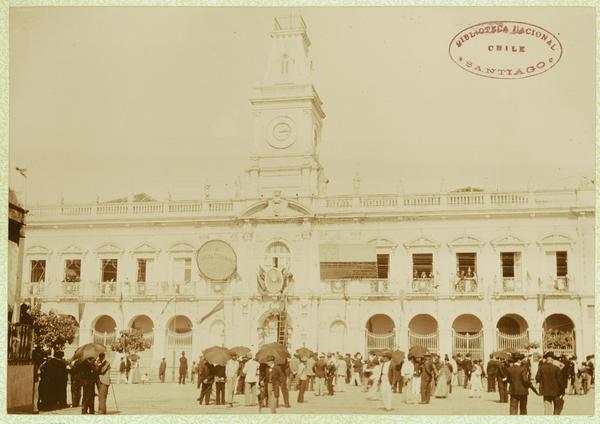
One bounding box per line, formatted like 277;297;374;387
501;278;523;292
411;278;436;294
97;281;118;298
61;281;81;298
452;277;481;298
8;323;33;363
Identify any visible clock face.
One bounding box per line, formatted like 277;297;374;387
267;117;296;149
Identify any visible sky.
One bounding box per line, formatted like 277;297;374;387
9;7;596;205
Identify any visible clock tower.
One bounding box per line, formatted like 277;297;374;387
246;16;326;198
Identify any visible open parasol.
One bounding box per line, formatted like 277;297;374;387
407;345;429;359
296;347;314;358
256;343;290;365
229;346;251;357
70;343;106;364
203;346;231;366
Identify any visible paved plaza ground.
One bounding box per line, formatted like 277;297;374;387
41;382;595;416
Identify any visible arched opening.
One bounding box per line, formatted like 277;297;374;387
452;314;483;360
365;314;395;354
496;314;529;352
327;320;347;354
165;315;193;382
92;315;117;363
264;241;291;270
129;315;155;376
258;310;292;349
94;315;117;333
543;314;575;357
408;314;439;354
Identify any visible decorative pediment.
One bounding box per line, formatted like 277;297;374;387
26;245;51;256
403;236;440;251
490;234;529;249
95;243;123;255
536;233;575;247
131;242;160;255
368;238;398;249
447;234;485;248
167;242;195;253
59;245;88;256
239;197;313;219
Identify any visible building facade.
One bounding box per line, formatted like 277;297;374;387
19;17;595;380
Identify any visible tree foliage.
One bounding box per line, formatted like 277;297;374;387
31;304;78;352
111;329;151;355
543;329;574;350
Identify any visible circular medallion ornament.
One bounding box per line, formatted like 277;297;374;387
265;267;284;293
196;240;237;281
266;117;296;149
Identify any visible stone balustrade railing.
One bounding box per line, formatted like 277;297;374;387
25;188;593;222
20;274;577;302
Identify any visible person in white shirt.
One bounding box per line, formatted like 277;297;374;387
401;358;419;404
297;357;309;403
379;352;393;411
225;353;239;408
242;354;260;406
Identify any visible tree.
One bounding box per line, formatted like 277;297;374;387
111;329;151;356
31;304;78;352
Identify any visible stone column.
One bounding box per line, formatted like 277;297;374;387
483;327;495;359
153;324;166;372
439;327;453;357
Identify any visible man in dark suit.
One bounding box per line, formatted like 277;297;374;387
497;358;508;403
259;356;283;414
198;361;214;405
274;361;291;407
535;352;564;415
158;358;167;383
125;357;131;383
506;356;530;415
179;352;188;384
80;357;97;415
486;354;498;392
420;353;434;404
462;353;473;388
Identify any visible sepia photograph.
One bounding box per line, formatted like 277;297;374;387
5;5;596;417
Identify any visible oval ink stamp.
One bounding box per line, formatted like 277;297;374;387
449;21;562;79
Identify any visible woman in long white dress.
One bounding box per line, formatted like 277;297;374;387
130;359;142;384
434;360;451;398
469;360;483;398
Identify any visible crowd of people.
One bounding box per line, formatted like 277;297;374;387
34;347;112;415
163;348;593;414
33;344;594;415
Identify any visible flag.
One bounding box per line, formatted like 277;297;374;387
537;293;545;312
160;295;177;315
119;291;124;312
197;300;224;325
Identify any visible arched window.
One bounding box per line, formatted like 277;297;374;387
264;241;290;270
